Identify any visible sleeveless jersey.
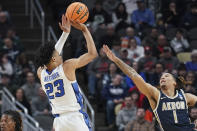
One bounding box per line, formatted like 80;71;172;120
40;64;83;115
153;89;195;131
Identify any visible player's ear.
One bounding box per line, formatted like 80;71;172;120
51;56;56;62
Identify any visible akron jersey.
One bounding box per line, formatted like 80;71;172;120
153;89;195;131
40;64;83;115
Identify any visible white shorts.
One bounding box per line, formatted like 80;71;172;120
53;111;91;131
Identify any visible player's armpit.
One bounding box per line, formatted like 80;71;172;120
185;93;197;107
145;83;160;100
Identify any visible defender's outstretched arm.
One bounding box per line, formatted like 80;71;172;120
102;45;159;99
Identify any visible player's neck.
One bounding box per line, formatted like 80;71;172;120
46;63;57;72
162;88;176;97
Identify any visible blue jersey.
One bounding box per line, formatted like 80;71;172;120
153;89;195;131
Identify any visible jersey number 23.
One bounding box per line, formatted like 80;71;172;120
44;79;65;99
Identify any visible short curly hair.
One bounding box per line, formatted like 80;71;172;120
35;41;55;68
3;110;22;131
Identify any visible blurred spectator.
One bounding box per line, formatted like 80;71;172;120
87;48;110;98
131;0;155;30
121;27;141;49
0;74;17;93
170;29;190;53
116;95;137;131
177;63;187;78
102;74;127;126
0;53;13;76
152;34;169;58
159;47;180;72
127;38;144;62
160;0;186;15
112;3;130;31
129;88;146;108
111;38;121;58
103;0;120;15
185;50;197;72
0;12;12;38
99;24;118;49
13;53;35;86
0;4;10;19
102;63;119;88
2;38;21;63
15;88;32;115
142;27;159;47
148;62;164;86
88;1;112;29
125;62;146;89
122;0;137;15
185;71;197;89
31;87;51;117
138;46;157;72
21;72;40;102
120;49;133;66
190;107;197;123
6;28;23;50
125;108;155;131
163;2;181;28
181;4;197;30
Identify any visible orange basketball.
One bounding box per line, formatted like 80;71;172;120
66;2;89;23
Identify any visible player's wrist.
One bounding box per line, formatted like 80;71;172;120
82;25;88;32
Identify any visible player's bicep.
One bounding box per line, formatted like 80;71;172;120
68;53;96;69
185;93;197;107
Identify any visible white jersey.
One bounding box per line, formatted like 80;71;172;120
40;64;82;115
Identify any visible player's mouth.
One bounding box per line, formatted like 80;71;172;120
161;80;166;83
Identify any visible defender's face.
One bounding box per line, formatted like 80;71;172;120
160;73;176;89
0;115;15;131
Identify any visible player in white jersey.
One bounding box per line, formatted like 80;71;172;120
35;15;98;131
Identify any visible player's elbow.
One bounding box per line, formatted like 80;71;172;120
89;51;98;59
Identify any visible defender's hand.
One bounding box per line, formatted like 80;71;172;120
103;45;117;62
59;14;71;33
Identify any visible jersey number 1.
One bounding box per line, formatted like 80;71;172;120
44;79;65;99
173;110;178;123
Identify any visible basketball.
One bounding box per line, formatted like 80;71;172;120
66;2;89;23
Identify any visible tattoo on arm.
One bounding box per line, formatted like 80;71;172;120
115;58;140;78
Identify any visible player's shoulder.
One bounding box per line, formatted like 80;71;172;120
63;58;78;68
37;67;43;79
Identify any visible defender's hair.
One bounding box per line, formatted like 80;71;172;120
35;41;56;68
173;75;186;90
3;110;22;131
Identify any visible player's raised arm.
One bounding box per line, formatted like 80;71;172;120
185;93;197;107
64;21;98;69
55;14;71;55
102;45;159;99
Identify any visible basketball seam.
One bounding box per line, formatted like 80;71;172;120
79;8;89;22
73;5;87;21
71;3;80;20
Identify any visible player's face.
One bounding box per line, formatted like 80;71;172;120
0;114;15;131
160;73;176;89
53;50;63;65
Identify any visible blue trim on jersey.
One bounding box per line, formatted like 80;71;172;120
71;82;92;131
46;69;54;75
